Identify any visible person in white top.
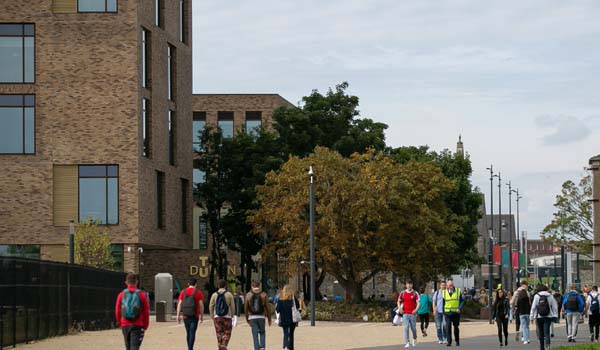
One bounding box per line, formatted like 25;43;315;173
530;284;558;350
587;285;600;342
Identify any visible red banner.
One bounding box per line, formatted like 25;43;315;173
493;245;501;265
512;252;519;269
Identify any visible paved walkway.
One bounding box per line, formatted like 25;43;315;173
15;317;595;350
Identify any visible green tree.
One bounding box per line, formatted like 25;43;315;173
249;147;462;302
542;174;593;253
74;218;114;270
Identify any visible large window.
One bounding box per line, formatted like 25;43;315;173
168;110;176;165
141;28;151;88
218;111;234;138
167;44;175;101
142;98;150;157
78;0;117;12
0;245;40;259
156;171;165;229
79;165;118;224
181;178;188;233
0;24;34;83
192;112;206;152
245;111;262;136
0;95;34;154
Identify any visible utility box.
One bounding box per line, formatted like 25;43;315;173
155;273;173;319
156;301;167;322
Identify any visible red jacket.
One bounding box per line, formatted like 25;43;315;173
115;285;150;329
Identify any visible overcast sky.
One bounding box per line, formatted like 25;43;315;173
192;1;600;238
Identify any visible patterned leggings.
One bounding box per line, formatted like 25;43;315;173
214;317;233;350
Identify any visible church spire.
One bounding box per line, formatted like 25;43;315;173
456;135;464;157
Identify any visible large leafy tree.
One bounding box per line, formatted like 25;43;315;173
249;147;462;302
542;174;593;253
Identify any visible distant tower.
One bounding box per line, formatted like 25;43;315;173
456;135;464;157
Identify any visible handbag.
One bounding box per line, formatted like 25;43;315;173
292;297;302;323
392;313;402;326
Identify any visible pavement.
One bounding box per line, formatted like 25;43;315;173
13;317;597;350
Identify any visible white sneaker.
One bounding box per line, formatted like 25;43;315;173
523;340;529;344
438;340;443;344
412;339;417;347
405;343;410;348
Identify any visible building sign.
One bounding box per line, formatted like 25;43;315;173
189;256;237;278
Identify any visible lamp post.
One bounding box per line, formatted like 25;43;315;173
486;165;494;323
512;189;523;284
69;220;75;264
128;246;144;288
308;166;316;327
497;172;503;288
507;181;515;291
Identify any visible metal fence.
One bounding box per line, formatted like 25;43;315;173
0;257;126;348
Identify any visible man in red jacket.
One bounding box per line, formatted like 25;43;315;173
115;273;150;350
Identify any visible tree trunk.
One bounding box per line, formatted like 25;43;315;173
342;280;364;303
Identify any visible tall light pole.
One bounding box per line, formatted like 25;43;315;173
512;189;523;284
308;166;316;327
507;181;513;292
497;172;503;288
486;165;494;323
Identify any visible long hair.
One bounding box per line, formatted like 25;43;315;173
493;289;505;307
280;285;295;301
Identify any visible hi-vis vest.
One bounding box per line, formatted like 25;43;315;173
443;288;461;313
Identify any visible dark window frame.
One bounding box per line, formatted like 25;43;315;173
77;0;118;13
167;44;175;101
192;112;206;152
245;111;263;135
155;0;164;28
217;111;234;138
141;28;151;89
156;170;165;229
0;23;35;84
142;98;151;157
181;178;188;234
77;164;119;225
199;217;208;249
179;0;187;44
168;109;176;165
0;94;35;155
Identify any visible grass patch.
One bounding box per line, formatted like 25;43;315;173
553;344;600;350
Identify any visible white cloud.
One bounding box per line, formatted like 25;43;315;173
535;115;592;146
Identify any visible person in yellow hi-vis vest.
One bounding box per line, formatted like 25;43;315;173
443;279;464;347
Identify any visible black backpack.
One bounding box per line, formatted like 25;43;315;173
565;293;579;311
215;291;229;317
538;294;550;317
591;296;600;315
516;290;531;314
182;288;197;317
249;292;264;315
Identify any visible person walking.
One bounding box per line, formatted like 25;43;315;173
209;279;235;350
551;290;563;337
398;280;420;348
511;280;531;344
245;280;272;350
417;287;432;338
276;285;301;350
587;285;600;342
562;284;585;342
115;273;150;350
176;278;204;350
432;281;447;344
492;289;510;347
530;284;558;350
442;279;463;347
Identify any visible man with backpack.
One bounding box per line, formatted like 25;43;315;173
209;279;235;350
562;284;585;342
176;278;205;350
245;280;272;350
530;284;558;350
397;280;420;348
115;273;150;350
511;280;531;344
587;285;600;342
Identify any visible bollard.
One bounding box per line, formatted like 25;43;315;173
156;301;167;322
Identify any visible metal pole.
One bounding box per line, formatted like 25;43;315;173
498;172;503;288
309;166;316;327
487;165;494;323
515;190;522;285
589;156;600;285
138;247;143;289
577;252;580;287
69;220;75;264
561;214;566;294
507;181;513;292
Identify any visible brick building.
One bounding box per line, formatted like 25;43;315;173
0;0;193;273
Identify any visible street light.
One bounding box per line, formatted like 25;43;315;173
511;189;523;284
497;172;503;288
308;166;316;327
486;165;495;323
507;181;514;292
128;246;144;288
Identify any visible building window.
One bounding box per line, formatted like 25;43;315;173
141;28;151;88
0;95;35;154
142;98;151;157
179;0;186;43
156;171;165;229
78;0;117;12
155;0;164;28
199;218;207;249
79;165;119;224
0;245;40;259
181;178;188;233
168;110;176;165
0;24;34;83
245;111;262;136
193;112;206;152
167;44;175;101
110;244;124;271
218;111;234;138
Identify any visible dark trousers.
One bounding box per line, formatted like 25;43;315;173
444;313;460;345
121;325;144;350
419;313;429;333
590;314;600;340
515;312;521;332
536;317;552;350
282;324;296;350
496;317;508;343
184;317;199;350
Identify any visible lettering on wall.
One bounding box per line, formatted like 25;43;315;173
189;256;236;277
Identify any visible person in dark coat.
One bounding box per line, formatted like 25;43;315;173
276;285;300;350
492;289;510;347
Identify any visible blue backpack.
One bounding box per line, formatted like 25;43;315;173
215;291;229;317
121;289;142;321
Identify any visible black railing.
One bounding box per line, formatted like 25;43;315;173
0;257;126;348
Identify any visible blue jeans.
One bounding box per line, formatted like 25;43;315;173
183;317;199;350
249;318;266;350
403;314;417;344
435;312;447;342
519;314;530;342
